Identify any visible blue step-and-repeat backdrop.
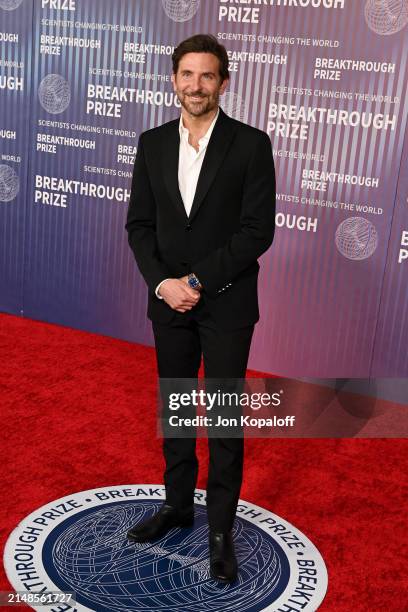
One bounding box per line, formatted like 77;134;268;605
0;0;407;376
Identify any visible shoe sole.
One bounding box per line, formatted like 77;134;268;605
127;517;194;542
209;569;237;583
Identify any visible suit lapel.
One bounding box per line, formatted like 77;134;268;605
188;108;237;222
161;107;237;223
161;118;188;222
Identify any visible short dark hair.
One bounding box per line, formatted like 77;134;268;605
172;34;229;82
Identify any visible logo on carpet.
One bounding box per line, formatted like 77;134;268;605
4;485;328;611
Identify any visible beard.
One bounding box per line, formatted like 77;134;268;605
178;90;219;117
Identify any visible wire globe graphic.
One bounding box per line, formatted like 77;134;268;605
0;164;19;202
49;501;286;611
221;92;247;122
335;217;378;260
162;0;200;22
38;74;71;115
365;0;408;34
0;0;24;9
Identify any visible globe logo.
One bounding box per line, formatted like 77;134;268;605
0;0;24;10
335;217;378;260
46;502;287;611
221;92;247;122
0;164;19;202
162;0;200;22
38;74;71;115
365;0;408;35
4;487;328;611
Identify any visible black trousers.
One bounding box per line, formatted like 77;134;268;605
152;299;254;532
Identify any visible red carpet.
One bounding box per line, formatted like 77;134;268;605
0;312;406;610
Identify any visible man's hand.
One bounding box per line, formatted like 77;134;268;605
158;278;200;312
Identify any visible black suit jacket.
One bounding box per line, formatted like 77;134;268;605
125;107;276;330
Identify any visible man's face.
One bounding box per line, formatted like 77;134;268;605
171;52;228;117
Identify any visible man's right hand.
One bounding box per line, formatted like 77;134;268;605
158;279;200;312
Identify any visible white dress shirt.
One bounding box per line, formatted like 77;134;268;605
155;107;220;298
178;106;219;216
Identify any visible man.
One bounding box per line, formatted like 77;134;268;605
125;34;275;583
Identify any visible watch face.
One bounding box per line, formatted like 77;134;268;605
188;275;199;288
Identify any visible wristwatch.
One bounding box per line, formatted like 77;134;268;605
187;273;202;290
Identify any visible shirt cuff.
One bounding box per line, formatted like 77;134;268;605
155;278;171;299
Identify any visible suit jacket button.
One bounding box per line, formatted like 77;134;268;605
186;224;192;231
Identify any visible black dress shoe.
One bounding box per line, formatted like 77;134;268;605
127;503;194;542
209;530;238;583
